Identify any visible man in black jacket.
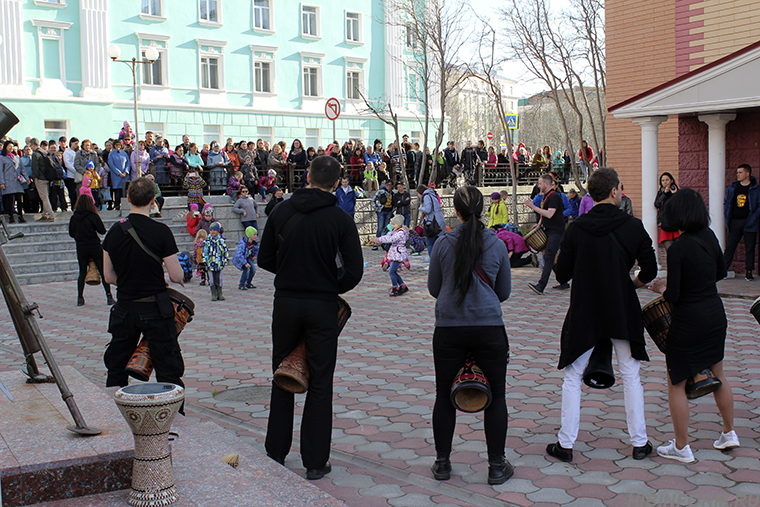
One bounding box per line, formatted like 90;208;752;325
545;168;657;463
258;156;363;480
30;138;55;222
392;181;412;227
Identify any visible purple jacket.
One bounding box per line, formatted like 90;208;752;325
579;193;594;216
377;228;409;262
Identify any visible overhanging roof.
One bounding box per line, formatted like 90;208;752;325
609;39;760;118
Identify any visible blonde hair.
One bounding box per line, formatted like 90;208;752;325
195;229;208;240
233;171;243;179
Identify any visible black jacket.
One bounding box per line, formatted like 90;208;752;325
69;210;106;247
553;203;657;369
258;188;363;301
265;195;284;216
392;190;411;216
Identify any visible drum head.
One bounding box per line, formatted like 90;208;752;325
451;382;492;413
121;383;179;395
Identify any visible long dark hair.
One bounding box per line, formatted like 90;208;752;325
1;140;14;157
74;194;98;214
453;186;484;306
659;172;678;190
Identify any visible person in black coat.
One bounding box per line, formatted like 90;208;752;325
391;181;412;227
545;168;657;463
68;194;114;306
650;188;737;463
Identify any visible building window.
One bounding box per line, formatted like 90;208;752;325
203;125;222;145
201;57;219;89
302;5;319;38
34;0;66;7
197;40;226;91
31;19;73;88
406;22;416;49
144;122;165;140
257;127;274;147
141;0;162;16
44;120;68;141
347;71;361;100
346;12;361;43
254;61;272;93
410;131;421;146
304;67;318;97
137;34;170;88
408;71;419;102
254;0;272;31
142;50;163;86
349;130;362;143
199;0;220;24
304;128;319;150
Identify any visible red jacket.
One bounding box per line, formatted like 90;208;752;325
186;213;201;237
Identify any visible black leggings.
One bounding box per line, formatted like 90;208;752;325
432;325;509;459
2;193;23;217
76;243;111;298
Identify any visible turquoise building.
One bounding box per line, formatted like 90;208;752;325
0;0;437;148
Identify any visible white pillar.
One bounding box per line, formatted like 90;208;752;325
0;0;29;97
699;113;736;250
384;3;403;110
632;116;668;251
80;0;114;101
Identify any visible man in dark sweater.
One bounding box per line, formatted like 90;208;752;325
258;156;363;480
722;164;760;280
545;168;657;463
525;173;565;294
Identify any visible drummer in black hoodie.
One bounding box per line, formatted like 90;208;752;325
68;194;114;306
258;155;363;480
545;168;658;463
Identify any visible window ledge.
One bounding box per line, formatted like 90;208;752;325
34;0;66;8
142;84;170;90
139;13;167;22
346;39;363;46
253;92;277;97
301;34;321;41
199;20;223;28
253;27;275;35
200;87;226;93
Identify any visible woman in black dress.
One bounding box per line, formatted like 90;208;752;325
651;188;737;463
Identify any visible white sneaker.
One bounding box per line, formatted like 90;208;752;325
713;430;740;450
657;440;695;463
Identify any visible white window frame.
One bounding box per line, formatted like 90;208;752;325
407;66;421;104
410;131;422;146
301;4;320;39
196;39;227;91
257;127;274;147
144;122;165;140
300;52;324;99
345;11;362;44
140;0;165;20
250;45;277;96
304;128;320;150
34;0;66;8
348;130;363;144
253;0;274;33
44;120;69;141
344;56;367;102
136;33;170;88
198;0;222;26
203;125;223;146
405;22;417;49
30;20;72;85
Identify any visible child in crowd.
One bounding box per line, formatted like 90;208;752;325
145;173;164;217
202;222;229;301
227;171;243;203
231;187;259;231
79;175;94;201
408;226;426;256
183;170;207;210
363;162;378;194
487;192;509;227
194;229;208;285
233;226;259;290
187;203;201;237
83;160;101;207
198;204;223;235
371;214;410;297
98;163;111;211
258;169;279;202
177;251;193;282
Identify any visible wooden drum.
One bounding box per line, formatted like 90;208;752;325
125;289;195;382
750;295;760;325
114;383;184;507
273;296;352;394
85;260;100;286
450;357;492;413
524;227;547;252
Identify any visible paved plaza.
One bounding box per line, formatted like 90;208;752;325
1;246;760;507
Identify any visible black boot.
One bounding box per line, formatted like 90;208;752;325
487;456;514;485
431;453;451;481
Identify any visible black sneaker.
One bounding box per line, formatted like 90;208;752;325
77;296;85;307
398;285;409;295
546;442;573;462
389;287;399;297
633;441;653;460
431;458;451;481
746;272;754;281
487;458;515;485
106;295;116;306
552;283;570;290
527;283;543;295
306;462;331;480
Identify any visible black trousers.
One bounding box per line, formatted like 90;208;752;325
433;326;509;458
64;178;77;208
510;250;532;268
724;218;757;272
76;243;111;298
537;231;563;291
104;299;185;389
265;297;339;469
112;188;123;210
2;193;23;217
50;183;67;211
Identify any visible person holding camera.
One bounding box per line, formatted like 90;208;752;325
655;172;680;250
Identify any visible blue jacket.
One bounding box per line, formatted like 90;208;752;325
335;185;356;214
108;149;130;188
568;196;580;220
724;176;760;232
364;152;381;166
232;237;259;270
560;192;572;218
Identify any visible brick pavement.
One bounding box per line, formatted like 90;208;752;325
1;246;759;506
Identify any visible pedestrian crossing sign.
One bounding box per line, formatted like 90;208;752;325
505;114;518;129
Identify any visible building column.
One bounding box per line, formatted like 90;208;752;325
80;0;114;101
0;0;29;97
383;3;403;111
699;113;736;250
632;116;668;252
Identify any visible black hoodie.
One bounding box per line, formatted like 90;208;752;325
258;188;363;301
68;210;106;246
553;203;657;369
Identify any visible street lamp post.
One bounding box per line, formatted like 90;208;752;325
107;44;158;148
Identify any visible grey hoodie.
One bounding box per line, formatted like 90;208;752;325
428;224;511;327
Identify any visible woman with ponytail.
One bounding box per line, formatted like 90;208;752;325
427;186;513;485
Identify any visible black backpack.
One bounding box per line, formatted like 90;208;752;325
44;155;63;181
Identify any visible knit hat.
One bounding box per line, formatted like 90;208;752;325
203;204;214;216
209;222;221;233
490;192;501;200
85;160;95;170
245;226;257;238
190;203;199;212
268;169;277;178
390;215;405;227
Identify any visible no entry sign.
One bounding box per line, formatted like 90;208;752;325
487;132;493;140
325;98;341;121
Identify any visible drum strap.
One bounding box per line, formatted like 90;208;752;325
608;231;630;265
119;219;163;265
474;265;492;288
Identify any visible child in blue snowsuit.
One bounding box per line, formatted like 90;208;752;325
177;251;193;282
233;226;259;290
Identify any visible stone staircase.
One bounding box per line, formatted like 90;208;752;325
2;195;268;286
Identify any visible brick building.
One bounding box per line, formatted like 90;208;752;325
606;0;760;272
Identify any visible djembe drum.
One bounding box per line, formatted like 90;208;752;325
273;296;352;394
524;227;547;252
126;289;195;381
583;337;615;389
114;383;184;507
85;260;100;285
750;295;760;325
642;296;721;399
450;357;492;413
